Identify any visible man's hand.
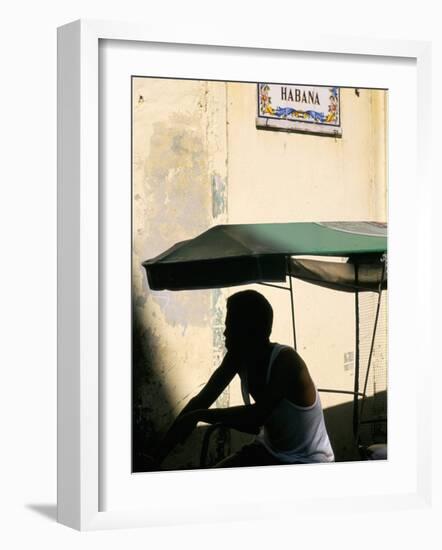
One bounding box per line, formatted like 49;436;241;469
174;410;200;444
198;405;262;435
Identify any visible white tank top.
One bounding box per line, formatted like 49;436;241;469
241;344;335;464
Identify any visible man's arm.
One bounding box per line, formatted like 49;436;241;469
196;404;263;434
177;352;238;417
189;348;310;434
149;353;238;466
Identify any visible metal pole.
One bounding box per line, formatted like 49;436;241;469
287;257;297;351
356;260;386;442
318;388;365;398
258;282;292;291
353;264;360;439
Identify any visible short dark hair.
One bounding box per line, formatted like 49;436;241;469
226;290;273;339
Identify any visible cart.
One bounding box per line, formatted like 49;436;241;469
143;221;387;465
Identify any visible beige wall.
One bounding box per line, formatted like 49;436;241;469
226;84;387;458
227;84;386;223
132;78;387;468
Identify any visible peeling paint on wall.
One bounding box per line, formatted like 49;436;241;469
141;116;212;328
210;179;230;461
212;288;228;407
211;173;227;219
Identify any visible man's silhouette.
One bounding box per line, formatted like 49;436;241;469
149;290;334;468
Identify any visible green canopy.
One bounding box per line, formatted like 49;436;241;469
143;221;387;291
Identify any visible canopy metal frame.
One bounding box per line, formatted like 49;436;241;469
258;253;387;451
142;222;387;463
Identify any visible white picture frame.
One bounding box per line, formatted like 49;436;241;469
57;19;433;531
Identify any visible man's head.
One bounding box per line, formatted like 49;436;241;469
224;290;273;355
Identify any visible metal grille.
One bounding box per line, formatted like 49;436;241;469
357;290;388;445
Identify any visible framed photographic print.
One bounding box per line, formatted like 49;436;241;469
57;19;432;530
133;75;386;474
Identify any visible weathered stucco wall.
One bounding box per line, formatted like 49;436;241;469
132;78;229;469
132;78;387;468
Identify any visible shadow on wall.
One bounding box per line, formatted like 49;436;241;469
323;390;387;462
132;300;231;472
132;301;173;472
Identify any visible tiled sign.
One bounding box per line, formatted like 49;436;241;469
256;83;342;137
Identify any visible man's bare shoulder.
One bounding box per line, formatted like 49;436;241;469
273;346;307;373
272;345;316;406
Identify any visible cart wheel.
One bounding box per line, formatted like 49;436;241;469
200;423;224;468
